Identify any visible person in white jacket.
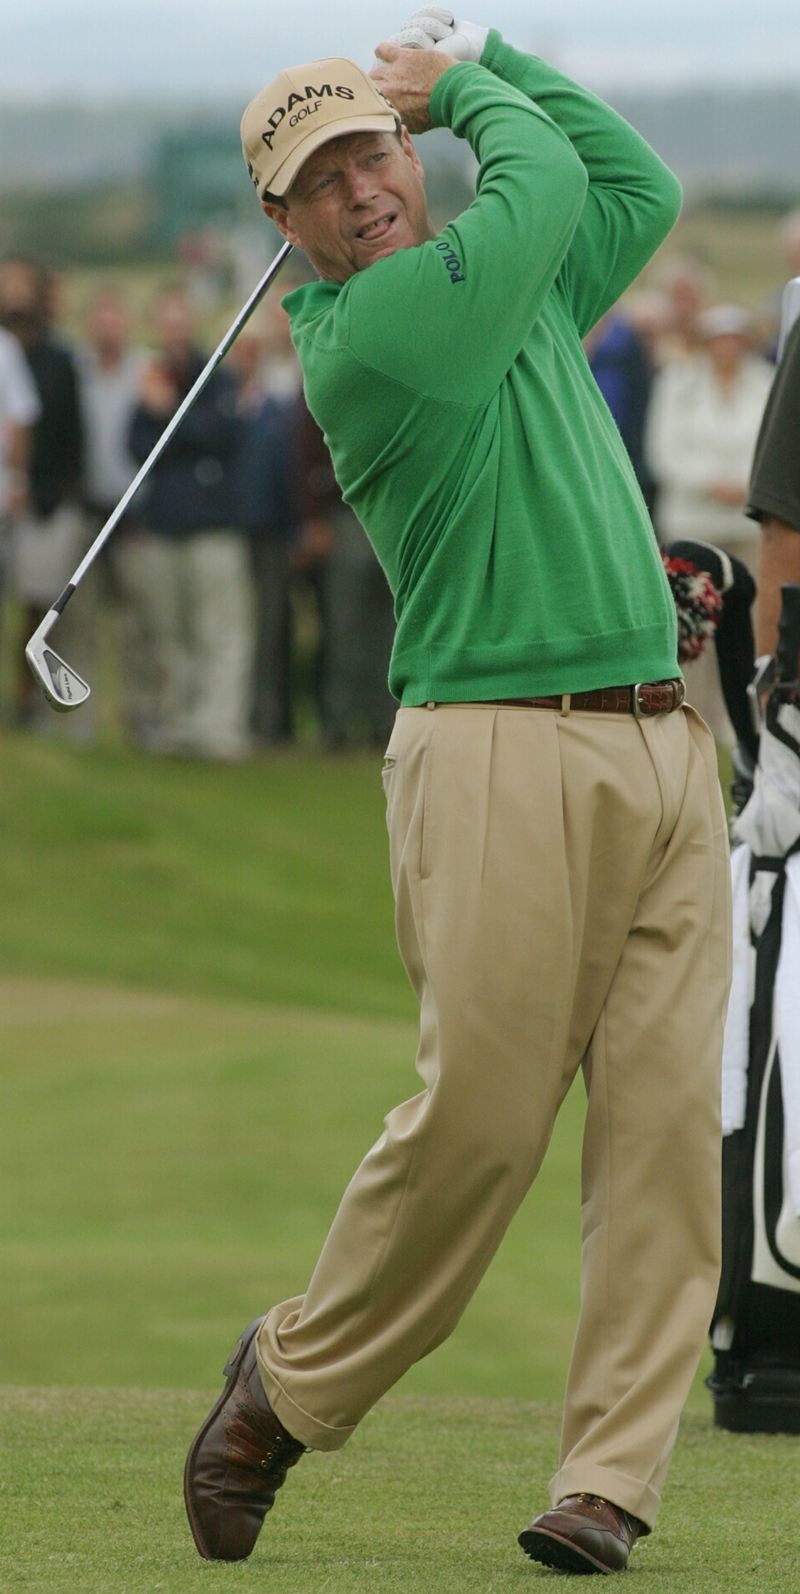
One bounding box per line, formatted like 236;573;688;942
646;304;773;738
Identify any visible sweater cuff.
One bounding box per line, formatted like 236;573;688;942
480;27;536;87
428;59;486;127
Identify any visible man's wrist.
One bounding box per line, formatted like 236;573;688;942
427;57;480;126
477;26;502;69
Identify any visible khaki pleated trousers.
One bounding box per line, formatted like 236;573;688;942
257;701;731;1529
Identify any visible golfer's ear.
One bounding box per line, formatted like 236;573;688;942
399;126;425;184
262;202;297;244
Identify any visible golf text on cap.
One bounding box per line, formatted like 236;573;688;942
261;84;356;152
241;58;400;201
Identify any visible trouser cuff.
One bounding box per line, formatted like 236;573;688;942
255;1342;357;1452
550;1462;658;1534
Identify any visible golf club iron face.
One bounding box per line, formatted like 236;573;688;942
25;636;91;712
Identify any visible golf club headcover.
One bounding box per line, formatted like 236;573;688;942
387;7;489;60
660;546;724;664
662;538;758;759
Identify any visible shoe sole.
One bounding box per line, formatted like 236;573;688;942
518;1526;616;1575
183;1315;266;1561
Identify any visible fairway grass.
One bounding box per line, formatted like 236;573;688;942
1;1387;794;1594
1;974;583;1401
0;733;410;1021
3;734;761;1591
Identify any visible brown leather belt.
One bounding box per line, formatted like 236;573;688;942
476;679;686;718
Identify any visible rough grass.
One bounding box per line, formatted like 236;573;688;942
1;1387;795;1594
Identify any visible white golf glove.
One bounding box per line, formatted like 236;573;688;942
387;7;489;62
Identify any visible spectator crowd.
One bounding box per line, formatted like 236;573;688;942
0;256;395;758
0;228;796;757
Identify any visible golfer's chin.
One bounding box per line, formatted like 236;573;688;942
352;217;415;270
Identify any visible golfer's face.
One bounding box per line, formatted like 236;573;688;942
265;130;431;283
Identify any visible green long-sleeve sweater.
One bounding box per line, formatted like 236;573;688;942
282;32;683;704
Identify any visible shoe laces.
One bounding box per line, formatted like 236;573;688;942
574;1495;630;1532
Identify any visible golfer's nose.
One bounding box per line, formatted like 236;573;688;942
346;167;379;206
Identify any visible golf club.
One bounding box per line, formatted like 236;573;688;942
25;239;294;712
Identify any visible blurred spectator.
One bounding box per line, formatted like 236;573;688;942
0;258;85;727
80;290;146;520
585;307;655;511
778;209;800;281
228;316;299;746
177;228;232;318
260;291;304;401
231;289;394;750
652;255;715;364
129;287;253;759
296;403;395;750
646;303;773;738
646;305;773;561
625;288;671;364
78;288;149;740
0;321;40;664
746;313;800;656
753;210;800;362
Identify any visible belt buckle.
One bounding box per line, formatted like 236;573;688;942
632;680;685;719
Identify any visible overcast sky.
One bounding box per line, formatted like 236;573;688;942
5;0;800;98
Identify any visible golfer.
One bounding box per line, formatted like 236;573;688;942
185;14;731;1575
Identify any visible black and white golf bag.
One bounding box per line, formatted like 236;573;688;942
707;584;800;1433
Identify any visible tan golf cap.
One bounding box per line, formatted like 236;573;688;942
241;58;400;201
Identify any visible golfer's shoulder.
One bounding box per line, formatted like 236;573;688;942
284;280;343;341
286;266;398;365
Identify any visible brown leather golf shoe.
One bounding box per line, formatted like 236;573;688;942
518;1493;643;1575
183;1316;305;1561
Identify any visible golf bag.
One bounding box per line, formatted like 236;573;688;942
661;538;758;800
708;582;800;1433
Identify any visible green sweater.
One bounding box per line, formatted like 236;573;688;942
283;32;682;704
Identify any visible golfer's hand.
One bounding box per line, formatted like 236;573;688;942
387;7;489;62
370;42;456;133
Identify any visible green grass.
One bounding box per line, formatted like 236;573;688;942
1;1388;795;1594
0;973;583;1401
0;731;588;1403
0;730;777;1589
0;730;732;1406
0;732;410;1019
0;728;733;1016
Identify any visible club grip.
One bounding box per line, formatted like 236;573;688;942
776;584;800;684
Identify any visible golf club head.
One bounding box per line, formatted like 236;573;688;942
25;634;91;712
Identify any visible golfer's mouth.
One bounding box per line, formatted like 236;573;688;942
355;213;398;245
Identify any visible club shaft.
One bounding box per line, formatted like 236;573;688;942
62;240;294;600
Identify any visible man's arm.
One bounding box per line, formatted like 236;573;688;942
756;520;800;657
0;330;40;515
4;420;32;517
352;44;588;404
747;318;800;653
477;32;682;337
